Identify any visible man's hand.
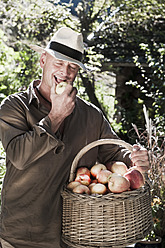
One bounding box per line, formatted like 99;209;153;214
131;144;150;173
48;83;77;133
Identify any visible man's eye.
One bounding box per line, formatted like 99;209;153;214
55;62;62;66
69;65;77;71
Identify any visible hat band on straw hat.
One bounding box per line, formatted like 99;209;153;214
49;41;83;62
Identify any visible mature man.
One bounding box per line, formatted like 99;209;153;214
0;27;149;248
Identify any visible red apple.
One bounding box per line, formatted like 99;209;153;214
75;174;91;186
72;184;90;194
106;161;128;176
90;183;107;195
76;167;91;177
67;181;81;191
90;163;106;178
108;173;130;193
97;169;112;184
124;169;144;190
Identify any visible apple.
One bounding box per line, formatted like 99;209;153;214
75;174;91;186
56;82;68;94
88;182;97;190
124;169;144;190
76;167;91;178
108;173;130;193
97;169;112;184
106;161;128;176
90;163;106;178
67;181;81;191
72;184;90;194
90;183;107;195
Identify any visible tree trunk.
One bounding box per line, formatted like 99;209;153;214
79;73;108;121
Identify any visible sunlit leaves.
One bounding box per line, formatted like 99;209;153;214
1;0;70;44
0;30;41;98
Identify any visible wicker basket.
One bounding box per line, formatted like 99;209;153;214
61;139;153;248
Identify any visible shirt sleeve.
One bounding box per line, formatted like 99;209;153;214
0;95;64;170
98;114;132;167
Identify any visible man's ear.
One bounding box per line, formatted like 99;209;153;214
40;52;46;68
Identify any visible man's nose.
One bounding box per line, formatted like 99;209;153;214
60;65;70;77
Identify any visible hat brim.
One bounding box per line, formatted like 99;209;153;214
30;44;86;71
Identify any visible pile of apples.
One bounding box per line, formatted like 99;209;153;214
67;161;145;195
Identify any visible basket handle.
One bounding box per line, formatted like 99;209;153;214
69;139;133;182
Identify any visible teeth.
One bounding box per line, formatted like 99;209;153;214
54;75;64;84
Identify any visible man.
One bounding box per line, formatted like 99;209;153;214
0;27;149;248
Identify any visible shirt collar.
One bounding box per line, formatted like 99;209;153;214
27;80;41;105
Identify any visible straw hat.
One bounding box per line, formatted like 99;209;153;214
30;27;86;70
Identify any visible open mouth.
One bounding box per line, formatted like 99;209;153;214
54;75;66;85
54;75;73;87
54;75;59;84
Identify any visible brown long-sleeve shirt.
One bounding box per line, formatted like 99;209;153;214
0;80;131;248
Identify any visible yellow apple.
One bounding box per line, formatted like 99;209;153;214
72;184;90;195
67;181;81;191
106;161;128;176
90;183;107;195
56;82;68;94
97;169;112;184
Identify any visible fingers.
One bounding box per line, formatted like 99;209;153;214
131;145;148;159
64;84;77;96
51;84;77;116
131;145;150;172
132;144;140;152
136;166;149;174
60;84;77;103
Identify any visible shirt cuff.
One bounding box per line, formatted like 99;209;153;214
35;116;65;153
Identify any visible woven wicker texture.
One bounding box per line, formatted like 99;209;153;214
61;139;153;247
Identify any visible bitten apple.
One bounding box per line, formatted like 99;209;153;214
124;169;144;190
90;163;106;178
106;161;128;176
108;173;130;193
90;183;107;195
72;184;90;194
67;181;81;191
97;169;112;184
75;174;91;186
56;82;68;94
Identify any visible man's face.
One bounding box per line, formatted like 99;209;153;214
40;52;80;88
